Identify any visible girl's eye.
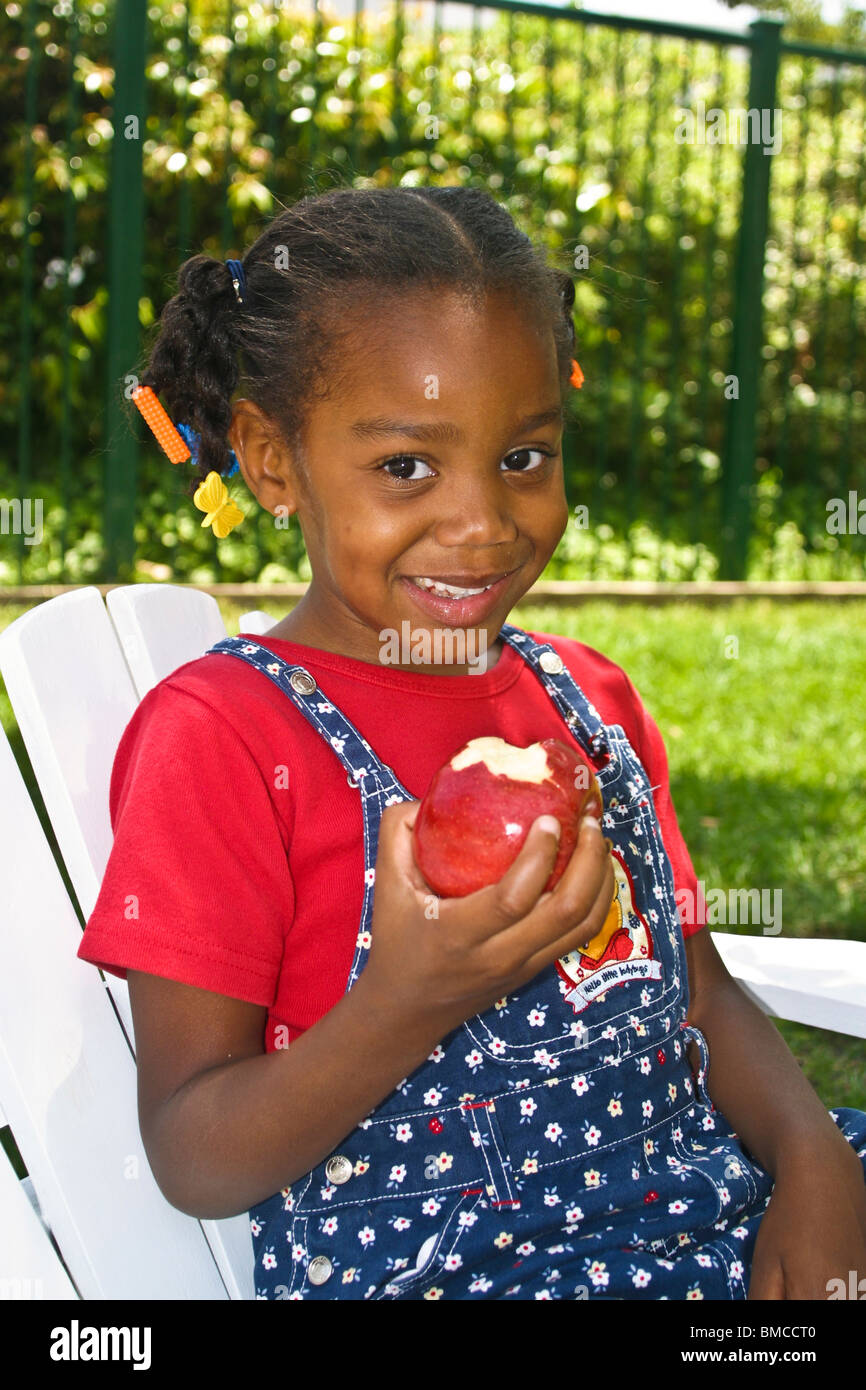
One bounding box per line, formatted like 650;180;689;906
381;456;435;485
381;448;556;486
501;449;555;473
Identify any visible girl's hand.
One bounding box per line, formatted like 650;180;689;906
362;799;615;1039
748;1144;866;1299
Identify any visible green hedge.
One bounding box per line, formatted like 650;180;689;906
1;0;864;583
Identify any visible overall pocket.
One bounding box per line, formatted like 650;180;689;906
279;1116;492;1298
374;1190;486;1299
668;1125;726;1231
458;1097;521;1211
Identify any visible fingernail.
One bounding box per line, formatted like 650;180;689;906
536;814;561;839
581;813;601;830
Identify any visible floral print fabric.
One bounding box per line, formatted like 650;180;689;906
205;624;866;1300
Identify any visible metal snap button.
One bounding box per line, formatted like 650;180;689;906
325;1154;353;1185
289;670;317;695
539;651;564;675
308;1255;333;1286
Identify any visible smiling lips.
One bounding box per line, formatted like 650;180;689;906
409;571;512;599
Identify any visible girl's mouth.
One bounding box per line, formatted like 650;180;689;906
400;571;514;625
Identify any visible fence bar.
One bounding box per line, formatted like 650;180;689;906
691;42;727;579
502;6;515;185
589;25;623;580
389;0;406;154
444;0;752;48
806;69;843;576
427;1;442;179
221;0;236;256
719;17;783;580
308;0;324;168
836;81;866;576
779;38;866;65
624;35;660;578
14;0;41;584
103;0;147;579
59;0;82;568
176;1;194;263
659;38;693;579
349;0;363;173
773;57;814;539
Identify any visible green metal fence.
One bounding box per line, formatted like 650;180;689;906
2;0;865;585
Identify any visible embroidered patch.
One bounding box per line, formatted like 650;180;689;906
555;852;661;1014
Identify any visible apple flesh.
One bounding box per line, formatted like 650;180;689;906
412;735;604;898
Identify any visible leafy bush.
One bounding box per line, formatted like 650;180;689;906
1;0;863;582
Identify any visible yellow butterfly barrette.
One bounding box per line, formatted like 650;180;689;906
193;471;244;538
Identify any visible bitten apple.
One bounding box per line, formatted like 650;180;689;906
412;736;604;898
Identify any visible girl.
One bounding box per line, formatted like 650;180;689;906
78;185;866;1301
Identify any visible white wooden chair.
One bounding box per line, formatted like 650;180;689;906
0;585;270;1299
0;719;239;1298
0;582;864;1301
0;1127;77;1300
105;586;274;698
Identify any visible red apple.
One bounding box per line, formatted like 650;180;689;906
412;736;604;898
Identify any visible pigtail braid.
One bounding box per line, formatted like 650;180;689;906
140;255;242;493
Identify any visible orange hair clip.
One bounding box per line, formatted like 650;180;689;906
131;385;192;464
570;359;585;389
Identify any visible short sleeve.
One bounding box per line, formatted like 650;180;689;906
615;669;706;938
76;679;294;1005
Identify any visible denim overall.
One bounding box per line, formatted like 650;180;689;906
206;624;866;1300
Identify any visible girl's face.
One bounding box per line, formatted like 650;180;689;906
233;287;570;675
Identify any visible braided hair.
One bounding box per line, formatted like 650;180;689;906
138;186;579;496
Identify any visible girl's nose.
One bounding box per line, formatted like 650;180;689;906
430;472;520;548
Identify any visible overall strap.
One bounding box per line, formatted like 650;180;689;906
498;623;611;763
205;636;413;993
204;637;410;796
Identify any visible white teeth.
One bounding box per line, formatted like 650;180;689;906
412;577;494;598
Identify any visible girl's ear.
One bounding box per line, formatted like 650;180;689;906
228;399;301;518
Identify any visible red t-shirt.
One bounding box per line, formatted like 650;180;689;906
77;628;705;1052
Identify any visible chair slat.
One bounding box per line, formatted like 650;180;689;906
0;588;139;922
0;1150;79;1300
106;585;227;698
237;610;275;636
0;722;244;1298
711;932;866;1038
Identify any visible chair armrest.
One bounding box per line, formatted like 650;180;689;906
711;931;866;1038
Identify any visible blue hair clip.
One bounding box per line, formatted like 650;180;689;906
226;258;246;305
176;421;240;477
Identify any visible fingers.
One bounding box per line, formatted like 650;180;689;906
518;854;616;982
377;799;430;894
451;814;569;940
547;811;608;913
396;800;613;988
486;811;609;949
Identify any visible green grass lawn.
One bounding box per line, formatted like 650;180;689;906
0;597;864;1113
518;600;866;1113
